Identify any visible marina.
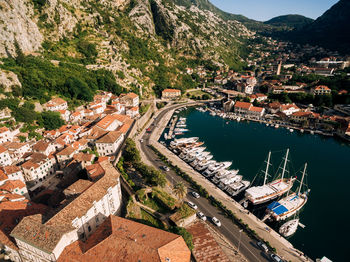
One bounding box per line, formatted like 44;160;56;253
162;106;350;261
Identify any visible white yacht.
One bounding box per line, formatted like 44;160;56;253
195;160;215;172
203;162;232;177
279;218;299;237
226;180;251;197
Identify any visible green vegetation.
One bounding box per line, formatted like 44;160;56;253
39;111;65;130
173;182;187;201
151;187;177;211
122;139;167;187
121;138;141;164
0;54;124;103
0;99;65;130
139;103;150;116
177;203;196;219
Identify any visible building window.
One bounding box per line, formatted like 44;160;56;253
88;226;91;232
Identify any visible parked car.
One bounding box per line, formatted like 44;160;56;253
211;216;221;227
139;139;144;143
257;241;269;253
187;201;198;210
191;191;200;198
270;254;283;262
197;211;206;221
162;166;170;171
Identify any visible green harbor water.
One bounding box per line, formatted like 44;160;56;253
176;108;350;261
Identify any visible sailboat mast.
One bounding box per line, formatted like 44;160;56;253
263;151;271;185
281;148;289;180
298;163;307;195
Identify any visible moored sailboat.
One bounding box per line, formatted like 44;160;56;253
245;149;296;205
267;163;310;221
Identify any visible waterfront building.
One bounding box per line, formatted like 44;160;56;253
234;101;252;115
223;100;234;112
280;103;300;116
162;89;181;99
248;106;265;118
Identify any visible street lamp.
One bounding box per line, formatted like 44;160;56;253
238;229;243;253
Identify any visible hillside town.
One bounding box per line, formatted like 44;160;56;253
0;91;195;262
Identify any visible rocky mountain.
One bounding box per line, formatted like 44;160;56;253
264;15;314;29
0;0;256;98
288;0;350;53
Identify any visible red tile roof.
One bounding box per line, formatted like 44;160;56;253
58;216;191;262
162;89;181;93
249;106;264;113
234;101;252;109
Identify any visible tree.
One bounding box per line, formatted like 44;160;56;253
173;182;187;202
123;138;141;163
39;111;65;130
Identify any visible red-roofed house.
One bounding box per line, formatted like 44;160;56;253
96;115;123;131
248;106;265;118
120;92;139;107
44;98;68;111
0;180;28;199
0;145;12;166
0;166;25;185
95;131;124;156
279;103;300;116
162;89;181;99
58;110;70;122
311;85;331;95
234;101;252;115
126;106;139;118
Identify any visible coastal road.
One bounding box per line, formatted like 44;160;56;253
139;104;270;262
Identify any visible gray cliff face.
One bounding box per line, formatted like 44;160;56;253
0;0;43;57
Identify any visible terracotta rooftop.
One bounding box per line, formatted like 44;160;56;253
187;221;230;262
86;163;105;181
0;145;8;154
0;170;8;181
124;92;138;99
49;98;67;105
315;85;330;90
11;214;73;253
0;200;47;251
96;131;123;144
33;140;50;152
2;165;21;175
63;179;93;197
58;215;191;262
0;127;9;133
0;180;26;192
234;101;252;109
96;115;120;130
73;153;95;162
162;89;181;93
249;106;264;113
45;162;120;228
56;146;76;156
